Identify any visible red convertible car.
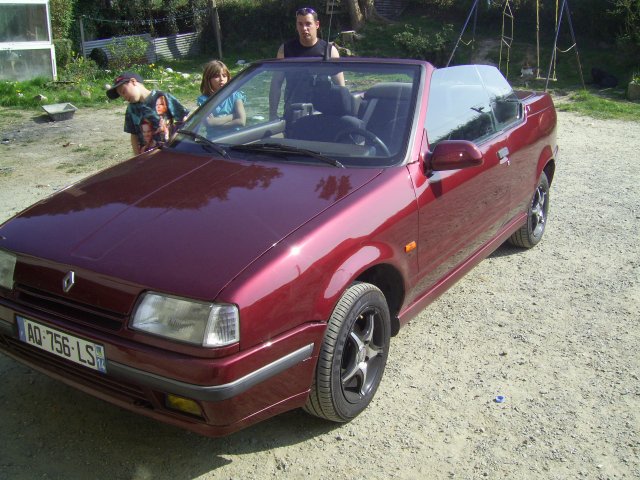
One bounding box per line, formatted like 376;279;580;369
0;58;557;436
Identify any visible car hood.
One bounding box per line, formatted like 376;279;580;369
0;149;382;300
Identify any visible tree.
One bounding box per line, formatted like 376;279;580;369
344;0;388;30
611;0;640;48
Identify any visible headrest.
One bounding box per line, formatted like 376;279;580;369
364;82;413;101
312;85;352;116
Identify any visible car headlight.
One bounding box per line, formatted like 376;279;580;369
131;292;239;347
0;250;17;290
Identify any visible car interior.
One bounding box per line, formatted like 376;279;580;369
198;80;415;163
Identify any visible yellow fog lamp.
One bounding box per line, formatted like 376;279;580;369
165;394;203;417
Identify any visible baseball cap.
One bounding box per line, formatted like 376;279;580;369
106;72;143;99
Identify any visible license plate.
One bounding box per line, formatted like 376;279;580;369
16;316;107;373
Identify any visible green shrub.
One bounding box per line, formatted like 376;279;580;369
58;55;100;83
54;38;73;68
393;24;454;66
106;36;150;71
50;0;76;39
611;0;640;49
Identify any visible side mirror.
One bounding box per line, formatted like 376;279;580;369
428;140;484;171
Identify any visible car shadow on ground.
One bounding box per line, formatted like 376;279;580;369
0;358;341;479
489;241;528;259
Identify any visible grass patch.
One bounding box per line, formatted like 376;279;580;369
0;56;254;112
556;90;640;121
71;146;91;153
56;162;82;173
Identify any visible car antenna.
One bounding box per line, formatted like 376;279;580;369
323;5;335;61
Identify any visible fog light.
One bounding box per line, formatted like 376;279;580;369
165;394;203;417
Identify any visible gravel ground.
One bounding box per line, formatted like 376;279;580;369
0;105;638;479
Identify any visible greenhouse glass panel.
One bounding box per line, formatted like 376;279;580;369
0;48;54;80
0;4;49;42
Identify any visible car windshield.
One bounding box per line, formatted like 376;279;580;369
174;60;422;168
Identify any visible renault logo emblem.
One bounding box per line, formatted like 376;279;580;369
62;271;75;293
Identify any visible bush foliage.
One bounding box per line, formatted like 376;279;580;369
49;0;75;39
53;38;73;68
58;55;100;83
393;24;454;66
105;36;150;71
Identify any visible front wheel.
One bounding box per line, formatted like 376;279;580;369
304;282;391;422
509;171;550;248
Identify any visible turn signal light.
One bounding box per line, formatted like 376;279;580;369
165;394;204;417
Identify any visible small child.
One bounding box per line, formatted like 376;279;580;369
106;71;189;155
198;60;246;127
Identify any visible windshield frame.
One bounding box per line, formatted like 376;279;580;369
174;58;426;168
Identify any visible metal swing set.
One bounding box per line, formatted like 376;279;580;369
446;0;586;91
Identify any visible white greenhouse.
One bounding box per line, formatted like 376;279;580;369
0;0;56;81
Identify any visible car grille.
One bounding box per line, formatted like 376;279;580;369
0;333;152;409
13;283;126;332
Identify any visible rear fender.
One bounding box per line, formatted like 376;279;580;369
537;143;557;184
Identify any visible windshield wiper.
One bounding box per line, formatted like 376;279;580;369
230;143;345;168
177;129;229;158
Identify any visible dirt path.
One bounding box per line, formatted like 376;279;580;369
0;106;638;479
0;105;130;221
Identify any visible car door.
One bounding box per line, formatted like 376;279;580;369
410;65;513;293
477;65;531;223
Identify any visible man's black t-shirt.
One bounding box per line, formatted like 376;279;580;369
283;38;328;58
282;39;330;106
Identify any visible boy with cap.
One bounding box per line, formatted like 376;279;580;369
106;72;189;155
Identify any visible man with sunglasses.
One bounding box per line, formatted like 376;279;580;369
278;7;340;59
269;7;344;119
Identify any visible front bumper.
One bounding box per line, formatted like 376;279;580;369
108;342;314;402
0;306;325;436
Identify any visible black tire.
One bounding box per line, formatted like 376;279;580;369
509;171;550;248
304;282;391;422
89;48;109;69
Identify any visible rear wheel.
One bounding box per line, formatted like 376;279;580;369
304;282;390;422
509;171;550;248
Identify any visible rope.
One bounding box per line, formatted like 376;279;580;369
447;0;480;66
556;43;576;53
498;0;514;78
536;0;540;76
81;9;209;26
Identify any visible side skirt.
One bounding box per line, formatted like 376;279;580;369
397;212;527;327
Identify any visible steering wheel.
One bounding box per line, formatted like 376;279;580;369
334;128;391;156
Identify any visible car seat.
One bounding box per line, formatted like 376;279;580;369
287;85;365;142
358;82;412;154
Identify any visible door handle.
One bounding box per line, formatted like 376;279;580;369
497;147;510;165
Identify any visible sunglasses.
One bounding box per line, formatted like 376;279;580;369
296;7;316;16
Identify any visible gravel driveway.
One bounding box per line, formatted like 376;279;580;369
0;105;638;479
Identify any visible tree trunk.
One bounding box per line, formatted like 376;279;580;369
346;0;365;30
345;0;389;30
